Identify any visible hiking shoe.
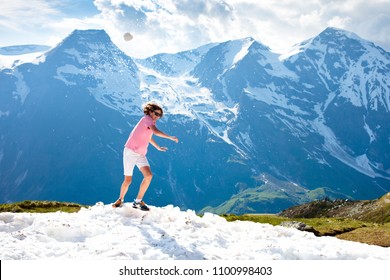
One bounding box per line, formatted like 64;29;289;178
112;199;123;208
133;200;150;211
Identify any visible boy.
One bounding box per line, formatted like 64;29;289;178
112;102;179;210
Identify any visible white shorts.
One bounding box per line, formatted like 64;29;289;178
123;147;150;176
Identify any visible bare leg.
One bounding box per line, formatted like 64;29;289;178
119;175;132;201
136;166;153;201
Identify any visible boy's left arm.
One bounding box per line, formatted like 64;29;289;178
149;137;168;151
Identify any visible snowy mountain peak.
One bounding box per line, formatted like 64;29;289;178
303;27;389;61
45;29;124;62
283;27;390;112
296;27;366;59
315;27;388;53
21;29;142;116
59;29;112;47
311;28;390;112
318;27;361;41
283;27;384;61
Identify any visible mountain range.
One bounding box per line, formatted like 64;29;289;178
0;27;389;214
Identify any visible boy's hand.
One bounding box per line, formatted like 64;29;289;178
171;136;179;143
158;146;168;152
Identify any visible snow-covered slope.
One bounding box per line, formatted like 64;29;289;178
0;44;50;69
1;203;389;260
281;28;390;185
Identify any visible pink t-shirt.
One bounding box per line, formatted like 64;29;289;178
124;115;155;155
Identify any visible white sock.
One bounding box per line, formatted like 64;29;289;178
135;198;141;203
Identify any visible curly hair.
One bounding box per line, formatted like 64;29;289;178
143;102;164;117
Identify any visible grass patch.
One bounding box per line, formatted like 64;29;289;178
221;214;390;247
0;200;85;213
336;223;390;247
292;217;370;236
221;213;289;226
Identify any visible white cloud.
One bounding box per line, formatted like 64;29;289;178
92;0;390;58
0;0;58;36
0;0;102;46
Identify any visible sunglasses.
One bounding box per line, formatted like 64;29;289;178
153;111;162;117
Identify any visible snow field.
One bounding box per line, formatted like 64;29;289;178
1;203;389;260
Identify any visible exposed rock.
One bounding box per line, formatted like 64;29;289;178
280;221;320;236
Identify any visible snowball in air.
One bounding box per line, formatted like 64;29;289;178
123;32;133;41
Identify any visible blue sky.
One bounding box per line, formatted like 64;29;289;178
0;0;389;58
